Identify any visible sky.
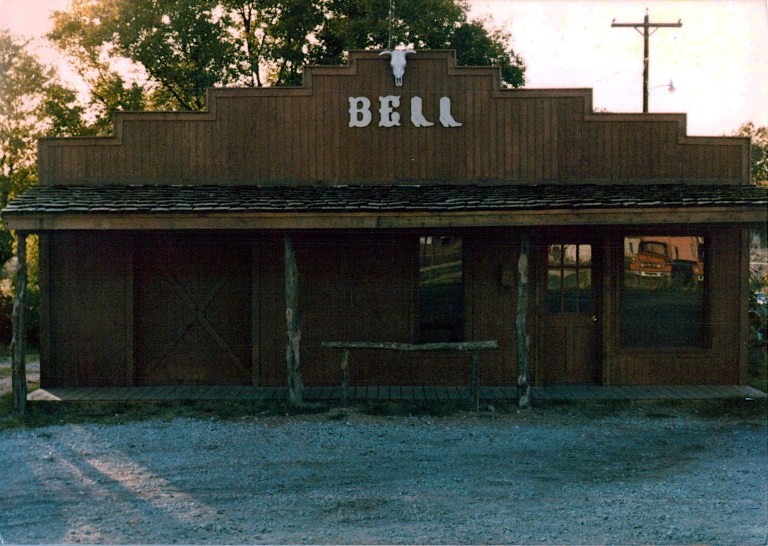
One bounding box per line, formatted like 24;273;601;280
1;0;766;136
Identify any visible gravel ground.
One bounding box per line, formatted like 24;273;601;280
0;405;766;545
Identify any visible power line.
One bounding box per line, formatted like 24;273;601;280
612;9;682;113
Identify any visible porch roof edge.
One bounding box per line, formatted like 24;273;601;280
3;183;766;231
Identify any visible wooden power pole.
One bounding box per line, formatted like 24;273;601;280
612;10;682;113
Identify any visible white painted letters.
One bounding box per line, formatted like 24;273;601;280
348;97;372;127
410;97;434;127
439;97;462;127
348;95;462;128
378;95;401;127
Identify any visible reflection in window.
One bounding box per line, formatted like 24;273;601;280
623;236;706;347
419;236;463;342
548;244;592;314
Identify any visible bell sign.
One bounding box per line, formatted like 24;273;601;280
349;96;462;128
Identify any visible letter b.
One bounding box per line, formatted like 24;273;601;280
348;97;372;127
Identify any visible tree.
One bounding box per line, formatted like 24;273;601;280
313;0;525;88
734;122;768;186
0;31;83;266
45;0;147;136
48;0;238;120
49;0;526;127
0;32;81;348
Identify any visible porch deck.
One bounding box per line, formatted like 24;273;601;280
27;384;767;402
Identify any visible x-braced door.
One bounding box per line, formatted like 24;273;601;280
134;236;252;385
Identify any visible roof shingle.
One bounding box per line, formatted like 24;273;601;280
3;183;767;217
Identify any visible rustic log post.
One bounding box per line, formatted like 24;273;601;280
11;232;28;416
516;234;532;408
284;235;303;404
340;349;350;405
471;350;480;412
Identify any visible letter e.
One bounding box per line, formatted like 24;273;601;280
379;96;401;127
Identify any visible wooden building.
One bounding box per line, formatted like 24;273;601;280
3;50;766;397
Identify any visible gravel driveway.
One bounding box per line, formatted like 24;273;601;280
1;406;766;545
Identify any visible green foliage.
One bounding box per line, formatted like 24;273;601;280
0;31;45;199
734;122;768;186
21;236;40;348
49;0;526;128
0;32;83;274
110;0;243;110
0;292;11;344
313;0;525;87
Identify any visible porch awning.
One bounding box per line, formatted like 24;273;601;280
2;183;766;231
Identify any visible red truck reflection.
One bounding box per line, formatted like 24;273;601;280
626;237;704;289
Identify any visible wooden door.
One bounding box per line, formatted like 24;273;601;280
542;243;599;384
134;235;252;386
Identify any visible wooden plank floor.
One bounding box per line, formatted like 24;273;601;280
27;384;767;402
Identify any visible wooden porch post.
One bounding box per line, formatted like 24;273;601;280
284;235;303;404
11;232;28;416
516;234;532;408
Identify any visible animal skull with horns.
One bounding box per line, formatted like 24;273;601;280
379;49;416;87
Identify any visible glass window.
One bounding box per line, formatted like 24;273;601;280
548;244;593;314
622;236;706;348
419;236;463;342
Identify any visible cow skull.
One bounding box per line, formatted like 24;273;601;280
379;49;416;87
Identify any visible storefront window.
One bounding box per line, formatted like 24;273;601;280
622;236;706;347
419;236;463;342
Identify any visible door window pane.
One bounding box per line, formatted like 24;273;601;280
419;236;463;342
548;244;593;314
622;236;706;347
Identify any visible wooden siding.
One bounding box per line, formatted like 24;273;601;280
464;235;518;385
43;232;132;387
257;233;516;387
38;51;749;187
40;227;745;389
41;230;523;388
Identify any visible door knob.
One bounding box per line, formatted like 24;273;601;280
591;315;598;323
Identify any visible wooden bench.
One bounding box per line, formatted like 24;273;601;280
321;340;499;410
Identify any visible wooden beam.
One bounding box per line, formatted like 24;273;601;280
3;206;767;232
284;235;303;404
251;243;261;387
38;234;51;388
516;234;532;408
340;349;350;405
322;340;498;351
471;350;480;412
739;228;751;384
11;232;28;415
125;243;135;386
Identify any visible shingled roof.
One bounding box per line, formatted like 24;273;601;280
3;183;766;230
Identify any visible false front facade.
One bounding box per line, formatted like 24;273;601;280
3;51;766;392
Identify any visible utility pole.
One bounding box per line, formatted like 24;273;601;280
612;10;682;113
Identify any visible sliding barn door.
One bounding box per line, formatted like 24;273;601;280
134;235;252;385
